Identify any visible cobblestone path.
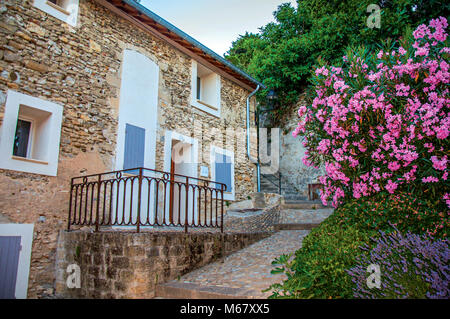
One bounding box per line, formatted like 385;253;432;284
157;208;333;298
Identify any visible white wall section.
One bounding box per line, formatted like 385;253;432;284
115;49;159;172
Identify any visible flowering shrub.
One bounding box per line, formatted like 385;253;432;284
335;192;448;238
346;228;449;299
293;17;450;210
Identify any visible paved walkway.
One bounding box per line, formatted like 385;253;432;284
159;208;334;298
280;208;333;224
176;230;309;298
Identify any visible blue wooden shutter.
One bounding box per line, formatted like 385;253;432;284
0;236;21;299
215;152;232;193
124;124;145;173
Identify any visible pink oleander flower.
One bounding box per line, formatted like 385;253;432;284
444;193;450;208
317;139;331;154
388;161;401;172
431;155;447;171
422;176;440;183
395;83;410;96
298;105;307;117
385;180;398;194
436;126;449;139
377;50;384;59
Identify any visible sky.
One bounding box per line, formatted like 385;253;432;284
139;0;297;57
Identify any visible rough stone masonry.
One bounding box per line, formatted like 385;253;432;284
0;0;258;298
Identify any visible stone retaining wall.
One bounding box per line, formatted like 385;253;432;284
223;193;282;233
54;230;271;299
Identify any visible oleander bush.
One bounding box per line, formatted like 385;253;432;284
347;228;449;299
293;17;450;210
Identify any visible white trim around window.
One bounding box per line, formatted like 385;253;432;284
191;61;221;118
210;145;235;201
0;90;63;176
33;0;80;27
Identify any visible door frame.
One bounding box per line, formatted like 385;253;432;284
0;224;34;299
163;130;199;224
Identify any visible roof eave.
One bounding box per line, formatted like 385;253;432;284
101;0;265;90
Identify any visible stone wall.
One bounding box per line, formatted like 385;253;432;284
54;230;270;299
0;0;257;297
279;96;323;198
223;193;282;233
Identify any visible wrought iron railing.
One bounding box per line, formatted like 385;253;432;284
261;172;282;195
67;167;226;233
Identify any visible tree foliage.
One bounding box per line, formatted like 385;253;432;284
225;0;450;125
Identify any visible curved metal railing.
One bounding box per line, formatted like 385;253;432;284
67;167;226;233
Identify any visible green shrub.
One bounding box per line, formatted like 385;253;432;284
335;191;449;239
266;212;377;299
267;189;448;298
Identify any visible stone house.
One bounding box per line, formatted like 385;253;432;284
0;0;264;298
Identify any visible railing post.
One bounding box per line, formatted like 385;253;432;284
220;184;224;233
137;168;143;233
95;175;101;232
68;178;74;231
185;176;189;233
279;172;282;195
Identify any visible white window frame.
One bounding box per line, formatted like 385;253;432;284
210;145;235;201
33;0;80;27
191;61;221;117
0;90;63;176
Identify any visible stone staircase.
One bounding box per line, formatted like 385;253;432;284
260;172;307;201
281;199;325;210
275;206;333;231
154;205;334;299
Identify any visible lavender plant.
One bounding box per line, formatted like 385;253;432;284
347;228;449;299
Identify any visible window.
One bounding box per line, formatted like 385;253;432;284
210;146;234;200
33;0;79;27
0;90;63;176
191;61;221;117
13;119;32;158
196;76;201;100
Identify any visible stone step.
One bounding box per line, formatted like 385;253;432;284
283;195;308;200
155;281;259;299
281;200;326;209
274;223;321;231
